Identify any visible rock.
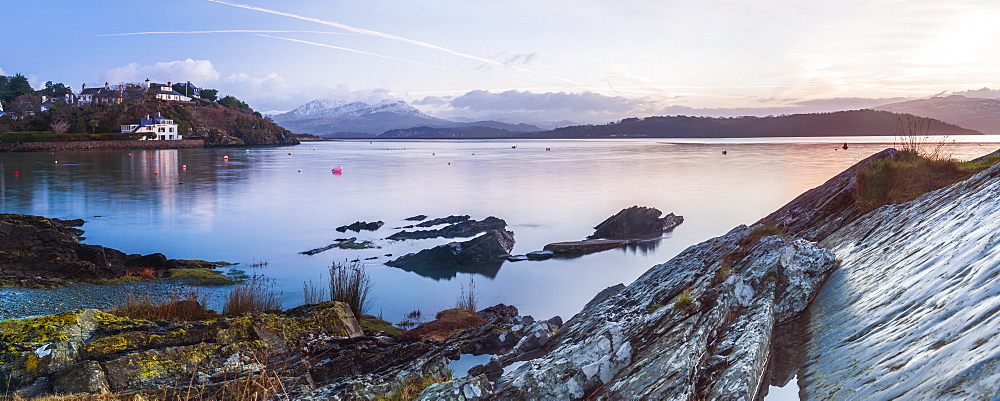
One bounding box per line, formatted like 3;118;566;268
798;159;1000;400
485;225;836;400
468;359;503;381
387;217;507;241
301;238;376;255
402;309;487;342
543;238;633;254
0;213;215;287
416;215;470;227
589;206;684;239
336;221;385;232
417;374;494;400
405;215;428;221
386;230;515;272
525;250;555;260
51;361;110;395
505;255;529;262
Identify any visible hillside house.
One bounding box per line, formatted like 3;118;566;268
146;80;191;102
121;113;182;140
78;83;122;105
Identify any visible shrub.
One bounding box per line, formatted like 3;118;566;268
222;275;282;315
108;289;217;321
329;260;373;316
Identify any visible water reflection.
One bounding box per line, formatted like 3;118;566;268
390;260;503;280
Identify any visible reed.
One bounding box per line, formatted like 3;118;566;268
329;260;373;316
222;275;282;316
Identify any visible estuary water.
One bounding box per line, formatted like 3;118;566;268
2;137;999;326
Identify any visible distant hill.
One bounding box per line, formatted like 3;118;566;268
271;98;541;138
534;110;981;138
875;95;1000;134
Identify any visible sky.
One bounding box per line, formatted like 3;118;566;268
3;0;1000;125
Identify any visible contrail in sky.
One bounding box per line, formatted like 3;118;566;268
206;0;595;91
257;35;461;72
99;30;358;36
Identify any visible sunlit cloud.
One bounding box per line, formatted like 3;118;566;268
257;35;461;73
206;0;597;91
98;30;360;37
103;59;221;85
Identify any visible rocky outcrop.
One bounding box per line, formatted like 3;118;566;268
388;217;506;241
798;159;1000;399
0;302;362;398
336;221;384;233
589;206;684;239
422;225;836;400
385;230;515;279
415;215;470;228
757;148;898;242
0;214;220;287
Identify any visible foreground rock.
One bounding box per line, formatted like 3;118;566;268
589;206;684;239
0;214;220;287
424;225;837;399
387;217;507;241
386;230;515;279
798;158;1000;399
0;302;362;398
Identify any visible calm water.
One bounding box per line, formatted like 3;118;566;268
2;137;999;326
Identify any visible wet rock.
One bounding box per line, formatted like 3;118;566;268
386;230;515;271
301;238;376;255
543;238;634;254
505;255;529;262
387;217;507;241
468;359;503;381
525;250;555;260
336;221;384;232
589;206;684;239
405;215;428;221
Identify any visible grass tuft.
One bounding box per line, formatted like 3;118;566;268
373;375;452;401
222;275;282;316
672;289;694;311
108;289;217;321
329;260;373;317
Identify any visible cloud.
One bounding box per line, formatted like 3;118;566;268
950;87;1000;100
0;67;5;75
102;59;221;85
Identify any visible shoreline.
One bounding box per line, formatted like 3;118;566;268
0;139;206;152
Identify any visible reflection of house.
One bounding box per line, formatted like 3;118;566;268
121;113;182;140
146;80;191;102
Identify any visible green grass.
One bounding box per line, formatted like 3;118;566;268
338;240;375;249
672;289;693;311
855;151;999;211
358;314;401;336
168;268;234;285
373;375;452;401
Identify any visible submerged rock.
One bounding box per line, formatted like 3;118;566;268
336;221;384;232
543;238;635;254
387;217;507;241
386;230;515;274
589;206;684;239
416;215;471;227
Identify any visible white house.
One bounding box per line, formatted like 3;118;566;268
146;80;191;102
121;113;183;140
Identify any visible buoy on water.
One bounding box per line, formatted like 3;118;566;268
842;142;849;150
722;150;727;155
223;156;229;160
546;148;551;151
298;169;302;173
13;171;19;176
54;161;58;163
288;152;293;156
154;172;158;175
332;166;343;173
448;162;451;165
182;165;187;170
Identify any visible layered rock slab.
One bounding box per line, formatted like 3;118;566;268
423;226;836;400
800;160;1000;400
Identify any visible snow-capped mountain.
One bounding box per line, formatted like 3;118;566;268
875;95;1000;134
271;98;541;138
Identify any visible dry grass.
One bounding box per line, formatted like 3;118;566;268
125;267;158;280
455;276;479;312
222;275;282;316
400;308;485;341
372;375;452;401
855;151;980;211
329;260;373;316
108;289;217;321
302;279;327;305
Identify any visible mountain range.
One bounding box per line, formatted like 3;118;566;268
874;95;1000;134
271;96;996;139
270;99;541;138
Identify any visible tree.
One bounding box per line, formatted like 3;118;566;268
2;74;34;104
38;81;72;97
75;117;87;133
218;95;250;111
200;89;218;102
88;119;99;134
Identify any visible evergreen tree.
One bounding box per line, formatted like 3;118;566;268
2;74;34;104
75;117;87;134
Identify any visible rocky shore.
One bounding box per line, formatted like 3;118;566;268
0;139;206;152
